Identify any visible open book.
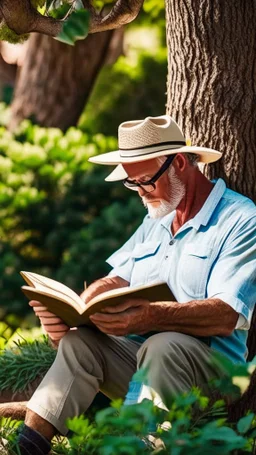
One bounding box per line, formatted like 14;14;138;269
20;271;175;328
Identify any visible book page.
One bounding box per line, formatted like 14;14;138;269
21;271;85;311
22;285;85;314
86;280;167;309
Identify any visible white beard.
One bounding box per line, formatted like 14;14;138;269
142;166;185;219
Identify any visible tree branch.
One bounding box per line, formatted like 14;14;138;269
88;0;145;34
0;0;144;38
82;0;97;15
31;14;62;36
0;0;62;37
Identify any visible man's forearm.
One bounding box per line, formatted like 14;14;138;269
80;275;129;303
152;298;239;337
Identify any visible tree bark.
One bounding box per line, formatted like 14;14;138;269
166;0;256;202
166;0;256;420
9;30;115;131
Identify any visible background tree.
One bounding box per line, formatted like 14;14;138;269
9;30;116;131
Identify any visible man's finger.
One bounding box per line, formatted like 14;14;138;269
42;323;69;333
38;316;65;325
29;301;48;311
33;306;48;316
34;310;57;317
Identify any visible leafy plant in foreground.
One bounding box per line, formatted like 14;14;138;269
1;356;256;454
0;336;56;393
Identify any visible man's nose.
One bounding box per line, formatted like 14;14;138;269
137;186;147;197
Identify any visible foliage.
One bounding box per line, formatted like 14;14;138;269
2;366;256;454
0;105;144;325
142;0;166;45
0;336;56;392
0;336;256;453
55;9;90;45
54;6;90;45
0;24;29;45
59;394;255;455
77;0;167;136
79;48;167;136
0;418;22;455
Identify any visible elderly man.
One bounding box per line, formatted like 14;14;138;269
18;115;256;455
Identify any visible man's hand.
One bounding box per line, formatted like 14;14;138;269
80;276;129;304
89;298;155;336
90;296;239;338
29;300;69;342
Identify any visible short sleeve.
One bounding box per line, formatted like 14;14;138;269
207;216;256;329
106;216;147;283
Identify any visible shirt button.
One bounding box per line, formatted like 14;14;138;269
165;255;169;259
169;240;174;245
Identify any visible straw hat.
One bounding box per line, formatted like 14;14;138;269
88;115;222;181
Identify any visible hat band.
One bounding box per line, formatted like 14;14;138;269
119;141;186;158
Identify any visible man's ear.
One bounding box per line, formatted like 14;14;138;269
173;153;188;173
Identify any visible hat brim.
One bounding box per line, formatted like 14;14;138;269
89;146;222;182
105;164;128;182
89;146;222;167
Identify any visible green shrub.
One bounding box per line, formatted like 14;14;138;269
2;360;256;455
0;109;145;325
0;335;56;392
79;49;167;136
1;334;256;454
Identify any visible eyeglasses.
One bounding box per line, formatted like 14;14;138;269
123;154;176;193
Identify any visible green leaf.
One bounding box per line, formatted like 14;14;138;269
212;399;225;409
237;413;255;434
56;9;90;46
49;3;71;19
132;366;149;383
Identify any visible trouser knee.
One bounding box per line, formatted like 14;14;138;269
136;332;198;402
137;332;187;369
57;327;104;381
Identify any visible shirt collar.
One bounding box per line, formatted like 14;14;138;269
188;178;226;230
160;211;176;231
160;178;226;232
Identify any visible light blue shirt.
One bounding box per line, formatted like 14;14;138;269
107;179;256;364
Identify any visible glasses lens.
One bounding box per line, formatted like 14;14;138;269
123;180;156;193
123;181;139;191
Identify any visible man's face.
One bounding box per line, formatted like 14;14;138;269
122;157;185;218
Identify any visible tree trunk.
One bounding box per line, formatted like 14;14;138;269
9;30;115;131
166;0;256;202
166;0;256;420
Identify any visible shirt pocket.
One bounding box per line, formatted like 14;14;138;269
178;244;213;299
130;241;161;285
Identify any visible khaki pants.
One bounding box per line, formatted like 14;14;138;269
27;328;225;435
